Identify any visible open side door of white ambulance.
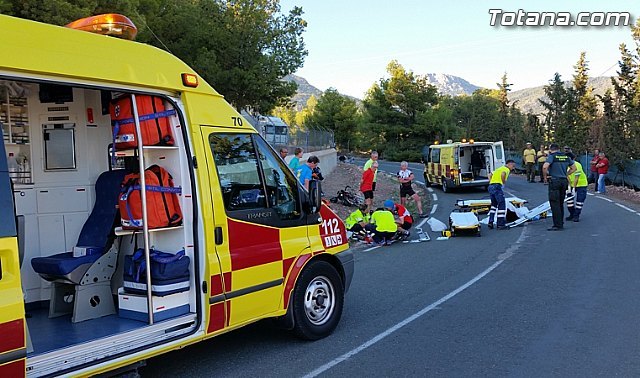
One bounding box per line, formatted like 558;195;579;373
492;141;506;170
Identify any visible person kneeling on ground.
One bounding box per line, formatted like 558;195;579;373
345;204;369;240
384;199;412;239
365;206;397;245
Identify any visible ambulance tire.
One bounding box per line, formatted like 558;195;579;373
292;260;344;340
441;178;450;193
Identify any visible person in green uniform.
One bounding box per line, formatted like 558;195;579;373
543;143;576;231
345;204;369;239
565;153;588;222
523;142;536;182
363;151;379;191
487;160;516;229
365;205;397;245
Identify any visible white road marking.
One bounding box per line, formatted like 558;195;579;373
432;193;438;201
303;259;505;378
430;204;438;215
363;245;381;252
594;196;613;202
615;203;636;213
416;180;425;185
416;217;429;229
586;192;594;196
427;187;434;193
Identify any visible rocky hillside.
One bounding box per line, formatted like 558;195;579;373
282;74;323;110
424;73;481;96
509;76;613;114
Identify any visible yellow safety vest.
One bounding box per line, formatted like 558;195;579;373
568;161;588;188
490;165;510;185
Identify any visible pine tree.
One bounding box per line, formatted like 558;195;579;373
570;52;599;153
539;73;568;143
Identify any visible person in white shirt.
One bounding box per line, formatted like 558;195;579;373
397;161;427;218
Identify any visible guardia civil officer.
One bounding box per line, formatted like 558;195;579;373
487;159;516;230
542;143;576;231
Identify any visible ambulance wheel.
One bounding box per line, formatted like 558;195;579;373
442;179;450;193
292;261;344;340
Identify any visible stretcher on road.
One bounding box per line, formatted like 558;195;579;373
448;211;481;236
505;196;570;228
455;197;528;214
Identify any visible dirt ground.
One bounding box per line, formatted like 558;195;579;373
589;182;640;210
322;162;432;221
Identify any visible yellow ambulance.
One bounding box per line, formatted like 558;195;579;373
0;14;353;377
422;139;506;192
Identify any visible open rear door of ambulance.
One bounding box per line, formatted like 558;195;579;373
492;141;506;169
0;134;26;377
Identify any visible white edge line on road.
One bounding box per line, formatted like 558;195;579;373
363;245;381;252
416;180;425;185
598;197;614;202
432;193;438;201
416;216;429;229
586;192;594;196
615;203;636;213
429;204;438;215
303;260;505;378
427;187;434;193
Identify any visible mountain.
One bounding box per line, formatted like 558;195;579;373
424;73;481;96
282;74;323;110
509;76;613;114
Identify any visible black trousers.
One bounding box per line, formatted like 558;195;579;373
549;178;568;228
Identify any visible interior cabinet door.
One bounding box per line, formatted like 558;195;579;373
37;214;65;256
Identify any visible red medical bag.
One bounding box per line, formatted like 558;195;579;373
110;95;175;150
119;165;183;229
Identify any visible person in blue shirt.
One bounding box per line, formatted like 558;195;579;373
296;155;319;190
289;147;303;171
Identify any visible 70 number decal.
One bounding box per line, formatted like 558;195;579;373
231;116;243;126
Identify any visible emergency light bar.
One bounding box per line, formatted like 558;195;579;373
66;14;138;40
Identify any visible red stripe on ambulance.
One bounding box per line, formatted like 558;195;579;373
283;254;312;308
0;319;24;354
227;219;282;270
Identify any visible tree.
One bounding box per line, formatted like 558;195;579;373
359;61;438;160
305;89;359;150
539;73;568;143
3;0;308;114
569;52;599;153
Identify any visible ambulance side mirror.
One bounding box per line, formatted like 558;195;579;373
308;180;322;214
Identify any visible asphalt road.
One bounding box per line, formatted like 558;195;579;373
141;162;640;377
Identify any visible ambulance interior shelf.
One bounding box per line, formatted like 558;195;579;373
115;225;183;236
2;85;32;184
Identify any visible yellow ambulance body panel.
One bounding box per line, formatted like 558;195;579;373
422;140;506;193
0;14;353;377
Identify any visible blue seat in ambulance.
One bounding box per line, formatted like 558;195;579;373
31;169;127;322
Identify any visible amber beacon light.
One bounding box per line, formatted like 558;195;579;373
65;14;138;40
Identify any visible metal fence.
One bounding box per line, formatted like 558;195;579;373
285;127;335;152
242;112;334;152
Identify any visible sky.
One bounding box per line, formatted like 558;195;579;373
279;0;637;98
